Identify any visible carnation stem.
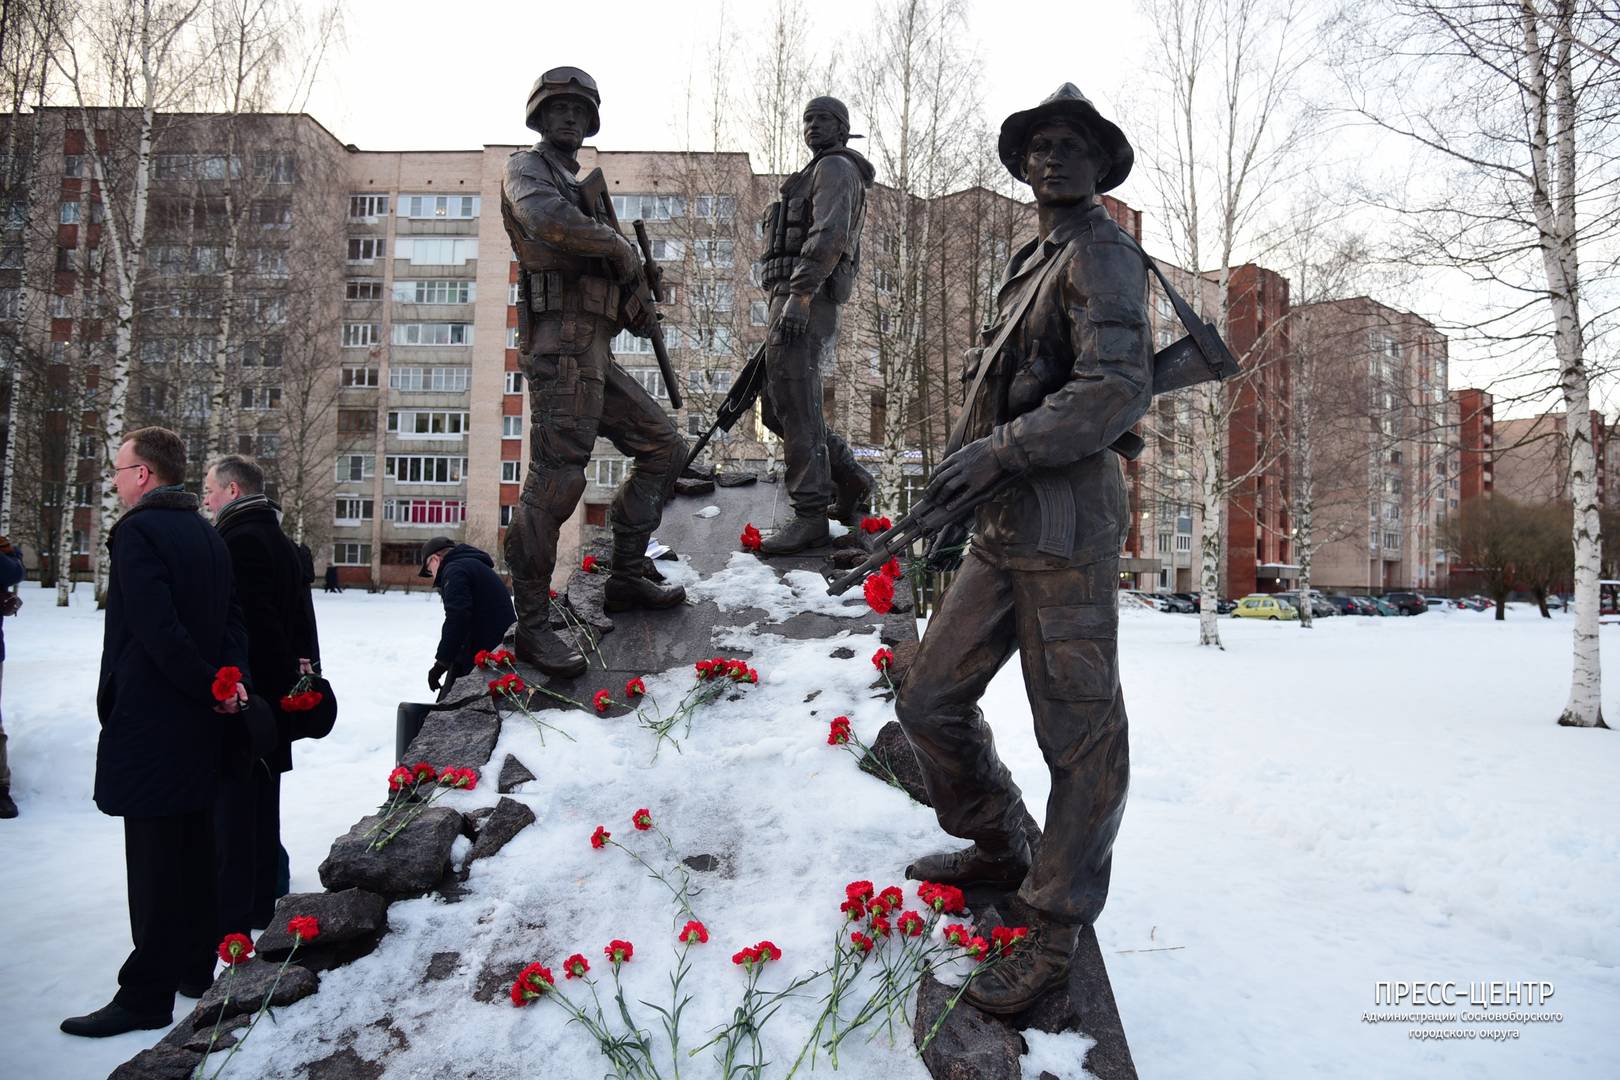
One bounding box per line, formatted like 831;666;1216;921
202;939;303;1079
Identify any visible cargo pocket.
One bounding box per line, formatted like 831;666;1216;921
1036;603;1118;702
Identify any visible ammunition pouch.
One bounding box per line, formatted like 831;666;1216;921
528;270;621;320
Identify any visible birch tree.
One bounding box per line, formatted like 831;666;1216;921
1336;0;1619;726
1135;0;1319;647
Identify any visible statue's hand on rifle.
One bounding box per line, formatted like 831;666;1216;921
773;293;812;339
924;521;970;574
925;437;1003;512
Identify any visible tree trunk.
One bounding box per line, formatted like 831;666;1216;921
1196;381;1223;647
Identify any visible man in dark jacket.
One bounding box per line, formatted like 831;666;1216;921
63;427;250;1037
894;86;1151;1015
203;454;320;938
0;532;23;818
421;537;516;698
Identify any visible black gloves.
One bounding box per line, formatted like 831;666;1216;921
427;661;449;692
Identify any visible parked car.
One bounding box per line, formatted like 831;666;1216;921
1277;591;1338;618
1369;598;1400;616
1171;592;1202;612
1381;591;1427;615
1347;596;1379;616
1120;590;1161;611
1155;592;1197;614
1232;594;1298;620
1215;597;1239;615
1324;594;1361;616
1424;596;1448;611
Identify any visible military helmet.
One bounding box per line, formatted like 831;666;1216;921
526;66;601;136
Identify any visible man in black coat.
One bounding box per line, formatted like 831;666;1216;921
202;454;321;939
63;427;250;1038
421;537;516;698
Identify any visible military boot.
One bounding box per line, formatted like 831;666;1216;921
829;463;875;526
961;919;1080;1016
511;581;586;678
604;536;686;613
759;513;830;555
904;835;1032;889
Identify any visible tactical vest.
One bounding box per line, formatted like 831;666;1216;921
759;149;866;301
502;151;621;352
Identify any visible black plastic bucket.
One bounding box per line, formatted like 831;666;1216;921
396;701;433;762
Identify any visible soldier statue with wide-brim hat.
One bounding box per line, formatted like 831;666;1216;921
499;66;689;678
893;83;1151;1014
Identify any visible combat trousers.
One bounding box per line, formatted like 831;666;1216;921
505;317;685;600
895;549;1130;926
760;290;865;515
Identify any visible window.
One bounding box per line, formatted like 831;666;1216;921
346;279;384;301
385;454;467;484
610;194;683;221
391;322;472;346
611;328;656;355
1384;531;1400;550
692;239;734;267
687;413;703;436
692;280;734;312
398;194;480;219
627;368;668;400
689;326;733;354
332;542;371;566
505;371;523;394
878;311;893;335
0;288;19;320
501;460;521;483
694;194;736;221
241;339;283;367
389;366;471;392
1175;534;1191;553
249;247;288;276
650;237;683;261
500;504;515;527
507;326;520;349
383;498;466;526
239;386;281;410
244;294;286;323
1157;533;1171;554
396;237;478;265
685;369;733;395
252;199;292;228
348;194;389;220
254;152;296;183
592;457;629;487
1;244;22;269
508;280;520;306
392;279;474;305
387;409;469;438
334;496;374;523
335;454;374;481
60;202;81;224
338;408;373;434
502;415;523;439
343;322;380;347
750;300;768;326
341;365;379;388
346;237;385;263
874;268;895;293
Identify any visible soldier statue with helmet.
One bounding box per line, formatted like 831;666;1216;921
754;96;878;554
500;66;688;678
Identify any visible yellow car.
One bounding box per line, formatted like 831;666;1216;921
1231;594;1298;621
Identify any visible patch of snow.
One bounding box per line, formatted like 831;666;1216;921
685;551;871;623
1021;1028;1097;1079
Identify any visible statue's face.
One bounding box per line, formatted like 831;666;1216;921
1023;119;1101;207
803;108;843;152
538;96;593;153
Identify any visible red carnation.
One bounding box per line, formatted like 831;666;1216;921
741;523;763;552
872;885;904;914
863;572;895;615
581;554;598;574
474;649;492;669
625;677;646;699
591;824;611;849
942;923;971;946
881;557;902;580
438;766;477;791
827;717;852;745
632;808;653;831
279;693;300;711
898;911;925;937
491;649;514;665
859;516;892;534
870;914;892;938
593;689;613;713
604;939;634;964
918;882;965;914
846;880;875;902
732;945;760;966
872;647;894;671
549;588;559;600
412;761;437;784
991;925;1029;953
966;935;991;961
679;920;709;945
387;766;414;792
839;897;866;919
511;962;553;1005
563;952;590;979
211;666;243;703
694;659;715;678
218;932;253;965
754;940;781;962
849;931;875;954
287;915;320;942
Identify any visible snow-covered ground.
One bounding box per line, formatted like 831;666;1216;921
1;587;1617;1079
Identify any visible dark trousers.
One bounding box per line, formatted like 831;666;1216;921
215;764;284;937
895;550;1130;925
760;290;864;515
507;318;684;602
116;810;218;1014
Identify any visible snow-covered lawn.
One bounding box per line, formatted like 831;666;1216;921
0;588;1617;1079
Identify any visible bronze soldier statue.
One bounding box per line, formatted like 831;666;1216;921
501;67;686;677
895;85;1150;1014
756;96;876;554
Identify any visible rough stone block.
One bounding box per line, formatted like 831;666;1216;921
401;705;501;773
255;889;389;971
498;753;536;792
108;1043;203;1080
319;807;462;900
860;720;929;805
913;969;1024;1080
193;958;319;1026
465;796;536;868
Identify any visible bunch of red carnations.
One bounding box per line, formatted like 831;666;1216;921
477;648;581;742
194;915;321;1078
824;714;904;792
367;762;477;851
636;656;760;759
278;672;324;713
